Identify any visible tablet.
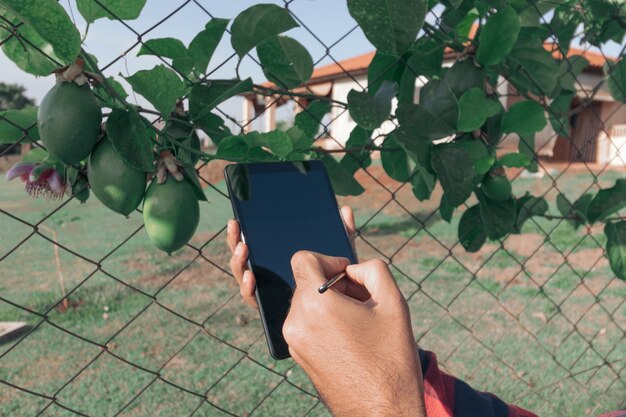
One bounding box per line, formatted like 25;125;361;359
224;161;357;359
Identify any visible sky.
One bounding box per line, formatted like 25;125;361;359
0;0;375;129
1;0;624;131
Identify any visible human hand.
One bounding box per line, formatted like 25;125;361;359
226;206;357;308
283;252;426;417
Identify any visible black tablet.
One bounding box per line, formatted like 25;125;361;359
224;161;357;359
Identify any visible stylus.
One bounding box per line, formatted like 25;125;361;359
318;272;347;294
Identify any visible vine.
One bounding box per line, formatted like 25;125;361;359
1;0;626;280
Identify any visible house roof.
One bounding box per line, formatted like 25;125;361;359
249;34;613;95
300;45;608;85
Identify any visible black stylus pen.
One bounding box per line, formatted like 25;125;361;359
318;272;347;294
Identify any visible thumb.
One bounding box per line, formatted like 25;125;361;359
345;259;401;303
291;251;349;288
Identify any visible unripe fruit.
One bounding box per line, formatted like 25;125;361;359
482;174;512;202
143;176;200;254
88;138;146;216
38;82;102;165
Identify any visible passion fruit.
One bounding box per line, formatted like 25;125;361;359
38;82;102;165
482;174;512;202
88;137;146;216
143;176;200;253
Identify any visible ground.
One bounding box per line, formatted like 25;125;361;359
0;161;624;417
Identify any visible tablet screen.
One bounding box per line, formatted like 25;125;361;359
225;161;356;359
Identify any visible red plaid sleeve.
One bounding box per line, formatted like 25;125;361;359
418;349;539;417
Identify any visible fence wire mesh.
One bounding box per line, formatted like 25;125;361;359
0;1;625;416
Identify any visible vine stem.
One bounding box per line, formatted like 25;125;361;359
252;84;348;107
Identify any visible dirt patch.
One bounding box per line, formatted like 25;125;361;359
505;234;545;258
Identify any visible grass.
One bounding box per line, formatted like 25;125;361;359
0;164;625;417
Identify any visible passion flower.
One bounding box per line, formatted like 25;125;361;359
6;161;65;199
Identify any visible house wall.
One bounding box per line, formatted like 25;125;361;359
329;75;367;147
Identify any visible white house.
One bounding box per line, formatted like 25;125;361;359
242;46;626;165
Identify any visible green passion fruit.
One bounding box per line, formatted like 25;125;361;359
38;82;102;165
143;176;200;253
482;174;512;202
88;137;146;216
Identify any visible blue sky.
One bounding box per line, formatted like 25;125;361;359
1;1;624;129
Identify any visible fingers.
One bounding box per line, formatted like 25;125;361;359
291;251;350;290
229;241;249;285
345;259;401;304
340;206;356;239
226;219;241;253
241;270;258;308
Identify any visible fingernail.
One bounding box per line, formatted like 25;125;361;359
235;242;243;255
227;221;232;234
242;271;249;285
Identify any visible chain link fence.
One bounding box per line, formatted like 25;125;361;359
0;1;625;416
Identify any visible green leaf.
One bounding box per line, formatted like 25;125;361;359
188;18;229;75
499;153;530;168
419;79;458;132
216;135;249;162
76;0;146;23
506;36;559;96
549;92;575;137
514;194;547;232
399;38;444;103
295;101;331;139
285;126;311;154
258;130;293;158
340;126;372;174
381;133;412;182
368;51;406;95
138;38;187;60
439;194;454;223
502;100;546;136
397;103;455;141
477;190;516;240
257;35;313;89
557;192;591;229
321;155;365;196
411;165;436;201
0;10;60;76
557;55;588;93
587;179;626;223
125;65;187;116
604;221;626;280
518;134;537;172
606;59;626;103
189;78;253;121
0;0;81;64
0;106;39;143
182;164;207;202
476;6;520;66
475;155;495;175
94;77;128;109
106;109;154;172
347;0;427;57
230;4;298;58
347;81;396;130
458;204;487;252
194;112;231;145
431;143;476;207
457;88;501;132
443;59;484;98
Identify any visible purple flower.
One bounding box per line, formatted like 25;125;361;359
6;161;65;199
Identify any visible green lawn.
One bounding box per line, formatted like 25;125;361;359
0;164;624;416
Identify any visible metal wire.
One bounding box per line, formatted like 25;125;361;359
0;1;624;416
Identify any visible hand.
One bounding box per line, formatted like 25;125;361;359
284;252;426;417
226;206;357;308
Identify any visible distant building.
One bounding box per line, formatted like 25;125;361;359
243;45;626;166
